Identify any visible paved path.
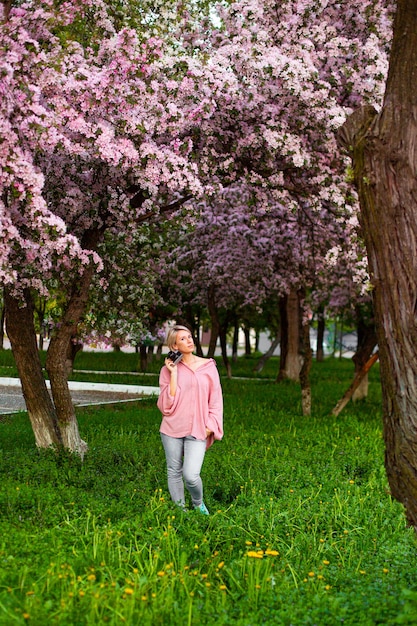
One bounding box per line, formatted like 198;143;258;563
0;378;160;416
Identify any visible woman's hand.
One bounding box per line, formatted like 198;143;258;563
206;428;213;437
165;357;177;372
165;358;178;396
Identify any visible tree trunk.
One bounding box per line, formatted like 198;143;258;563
45;266;94;457
338;0;417;526
207;285;220;358
352;312;377;402
4;288;62;448
254;329;260;352
277;296;288;379
1;1;12;22
243;326;251;355
46;229;102;457
0;300;5;350
232;315;239;363
34;297;47;351
338;318;345;359
277;290;302;382
194;332;204;357
331;352;379;418
316;309;325;362
139;345;148;372
253;335;280;373
299;314;312;416
191;309;204;357
147;345;155;363
219;324;232;379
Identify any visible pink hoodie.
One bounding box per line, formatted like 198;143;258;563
157;358;223;449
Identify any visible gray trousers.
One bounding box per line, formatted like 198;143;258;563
160;433;206;507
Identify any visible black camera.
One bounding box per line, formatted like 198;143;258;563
167;350;183;365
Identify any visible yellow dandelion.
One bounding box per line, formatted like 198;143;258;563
245;541;253;546
124;588;134;595
23;614;30;620
79;591;85;597
359;570;366;575
319;538;325;543
141;595;147;601
219;584;227;591
265;550;279;556
201;574;208;579
317;575;324;580
246;551;263;559
87;574;96;582
349;480;355;484
383;568;389;574
205;582;211;588
323;560;330;565
217;561;225;569
325;584;331;590
157;571;166;577
308;572;315;577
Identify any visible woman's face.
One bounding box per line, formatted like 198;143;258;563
174;330;195;353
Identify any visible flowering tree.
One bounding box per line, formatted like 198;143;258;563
1;0;395;450
154;0;392;391
0;0;216;454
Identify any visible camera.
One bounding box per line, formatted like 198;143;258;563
167;350;183;365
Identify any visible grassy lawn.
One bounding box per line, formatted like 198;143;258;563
1;352;416;625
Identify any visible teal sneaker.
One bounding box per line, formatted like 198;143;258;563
194;502;209;515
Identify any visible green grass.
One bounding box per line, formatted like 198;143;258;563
0;353;416;625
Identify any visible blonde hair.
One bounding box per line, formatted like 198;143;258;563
166;325;192;350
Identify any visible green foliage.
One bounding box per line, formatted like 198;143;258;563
0;356;416;625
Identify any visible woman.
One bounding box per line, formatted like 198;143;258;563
157;325;223;514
